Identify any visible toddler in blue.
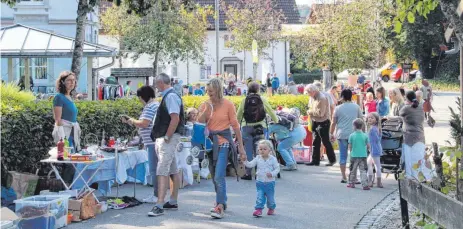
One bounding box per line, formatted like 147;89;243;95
241;140;280;217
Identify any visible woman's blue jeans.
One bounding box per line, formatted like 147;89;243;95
276;125;307;166
146;144;158;196
209;147;228;205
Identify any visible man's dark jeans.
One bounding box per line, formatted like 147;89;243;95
312;120;336;164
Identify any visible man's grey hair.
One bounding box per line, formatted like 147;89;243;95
313;81;323;91
156;73;171;85
305;84;319;93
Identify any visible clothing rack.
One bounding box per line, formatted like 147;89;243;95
97;84;124;100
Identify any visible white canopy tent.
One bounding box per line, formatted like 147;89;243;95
0;24;117;99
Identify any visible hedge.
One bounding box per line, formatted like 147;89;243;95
1;92;309;183
292;72;323;84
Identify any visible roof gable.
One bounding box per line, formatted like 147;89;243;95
99;0;300;31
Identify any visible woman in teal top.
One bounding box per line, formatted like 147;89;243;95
52;71;80;184
53;71;78;124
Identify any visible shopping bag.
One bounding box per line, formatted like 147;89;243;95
331;140;339;151
292;146;312;164
34;170;65;195
6;171;39;199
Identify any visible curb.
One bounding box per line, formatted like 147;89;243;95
354;189;399;229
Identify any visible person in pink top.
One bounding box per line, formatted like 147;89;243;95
364;92;377;115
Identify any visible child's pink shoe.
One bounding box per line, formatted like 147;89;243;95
253;209;263;217
347;183;355;188
267;209;275;215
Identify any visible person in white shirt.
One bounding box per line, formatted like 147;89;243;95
241;140;280;217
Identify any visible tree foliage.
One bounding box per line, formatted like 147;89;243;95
100;2;140;67
122;2;212;77
221;0;285;56
291;0;386;73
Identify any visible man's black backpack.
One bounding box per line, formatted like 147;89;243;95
243;94;266;123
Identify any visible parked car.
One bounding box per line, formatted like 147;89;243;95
380;62;419;82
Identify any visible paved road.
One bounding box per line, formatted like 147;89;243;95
68;165;398;229
383;82;457;146
68;85;455;229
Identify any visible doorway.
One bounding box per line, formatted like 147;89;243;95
224;64;237;79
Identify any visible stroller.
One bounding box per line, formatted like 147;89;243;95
379;119;403;180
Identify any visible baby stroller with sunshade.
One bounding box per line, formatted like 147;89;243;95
379;119;403;180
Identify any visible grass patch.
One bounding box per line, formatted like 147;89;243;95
406;79;459;92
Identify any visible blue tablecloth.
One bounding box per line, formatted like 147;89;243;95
72;149;149;195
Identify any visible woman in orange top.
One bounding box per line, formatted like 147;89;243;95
198;78;245;219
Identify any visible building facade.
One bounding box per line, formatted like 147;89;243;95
1;0;100;93
98;0;300;86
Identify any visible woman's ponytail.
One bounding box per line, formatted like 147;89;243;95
412;99;419;108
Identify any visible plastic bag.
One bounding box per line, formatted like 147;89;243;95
307;116;312;132
331;140;339;151
52;125;65;143
200;168;210;179
6;171;39;199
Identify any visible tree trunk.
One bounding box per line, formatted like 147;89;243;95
253;62;258;80
152;51;159;86
186;57;190;85
71;0;90;79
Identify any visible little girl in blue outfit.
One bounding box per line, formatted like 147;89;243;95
241;140;280;217
366;112;384;188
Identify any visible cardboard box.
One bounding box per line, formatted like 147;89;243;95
68;199;82;222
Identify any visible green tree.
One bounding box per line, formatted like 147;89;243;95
221;0;285;79
101;3;140;67
122;2;212;79
292;0;386;73
392;0;463;202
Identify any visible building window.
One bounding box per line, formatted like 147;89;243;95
17;0;44;4
19;58;48;80
157;65;165;75
172;65;178;77
200;65;211;80
224;35;235;48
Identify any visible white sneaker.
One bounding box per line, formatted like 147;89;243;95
142;195;158;203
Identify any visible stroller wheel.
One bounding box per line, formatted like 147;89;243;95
176;143;184;152
186;155;194;165
201;158;209;168
190;146;200;157
277;173;281;179
394;172;399;181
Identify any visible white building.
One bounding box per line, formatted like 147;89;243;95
1;0;101;93
98;0;301;86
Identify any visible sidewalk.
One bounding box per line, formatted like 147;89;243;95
68;164;397;229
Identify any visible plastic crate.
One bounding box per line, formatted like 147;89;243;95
14;195;70;229
292;145;312;164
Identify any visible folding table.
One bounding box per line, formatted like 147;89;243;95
40;157;114;203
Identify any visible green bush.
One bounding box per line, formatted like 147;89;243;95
292;72;322;84
1;94;308;183
1;98;143;183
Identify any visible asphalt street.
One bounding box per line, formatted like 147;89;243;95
68;84;456;229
